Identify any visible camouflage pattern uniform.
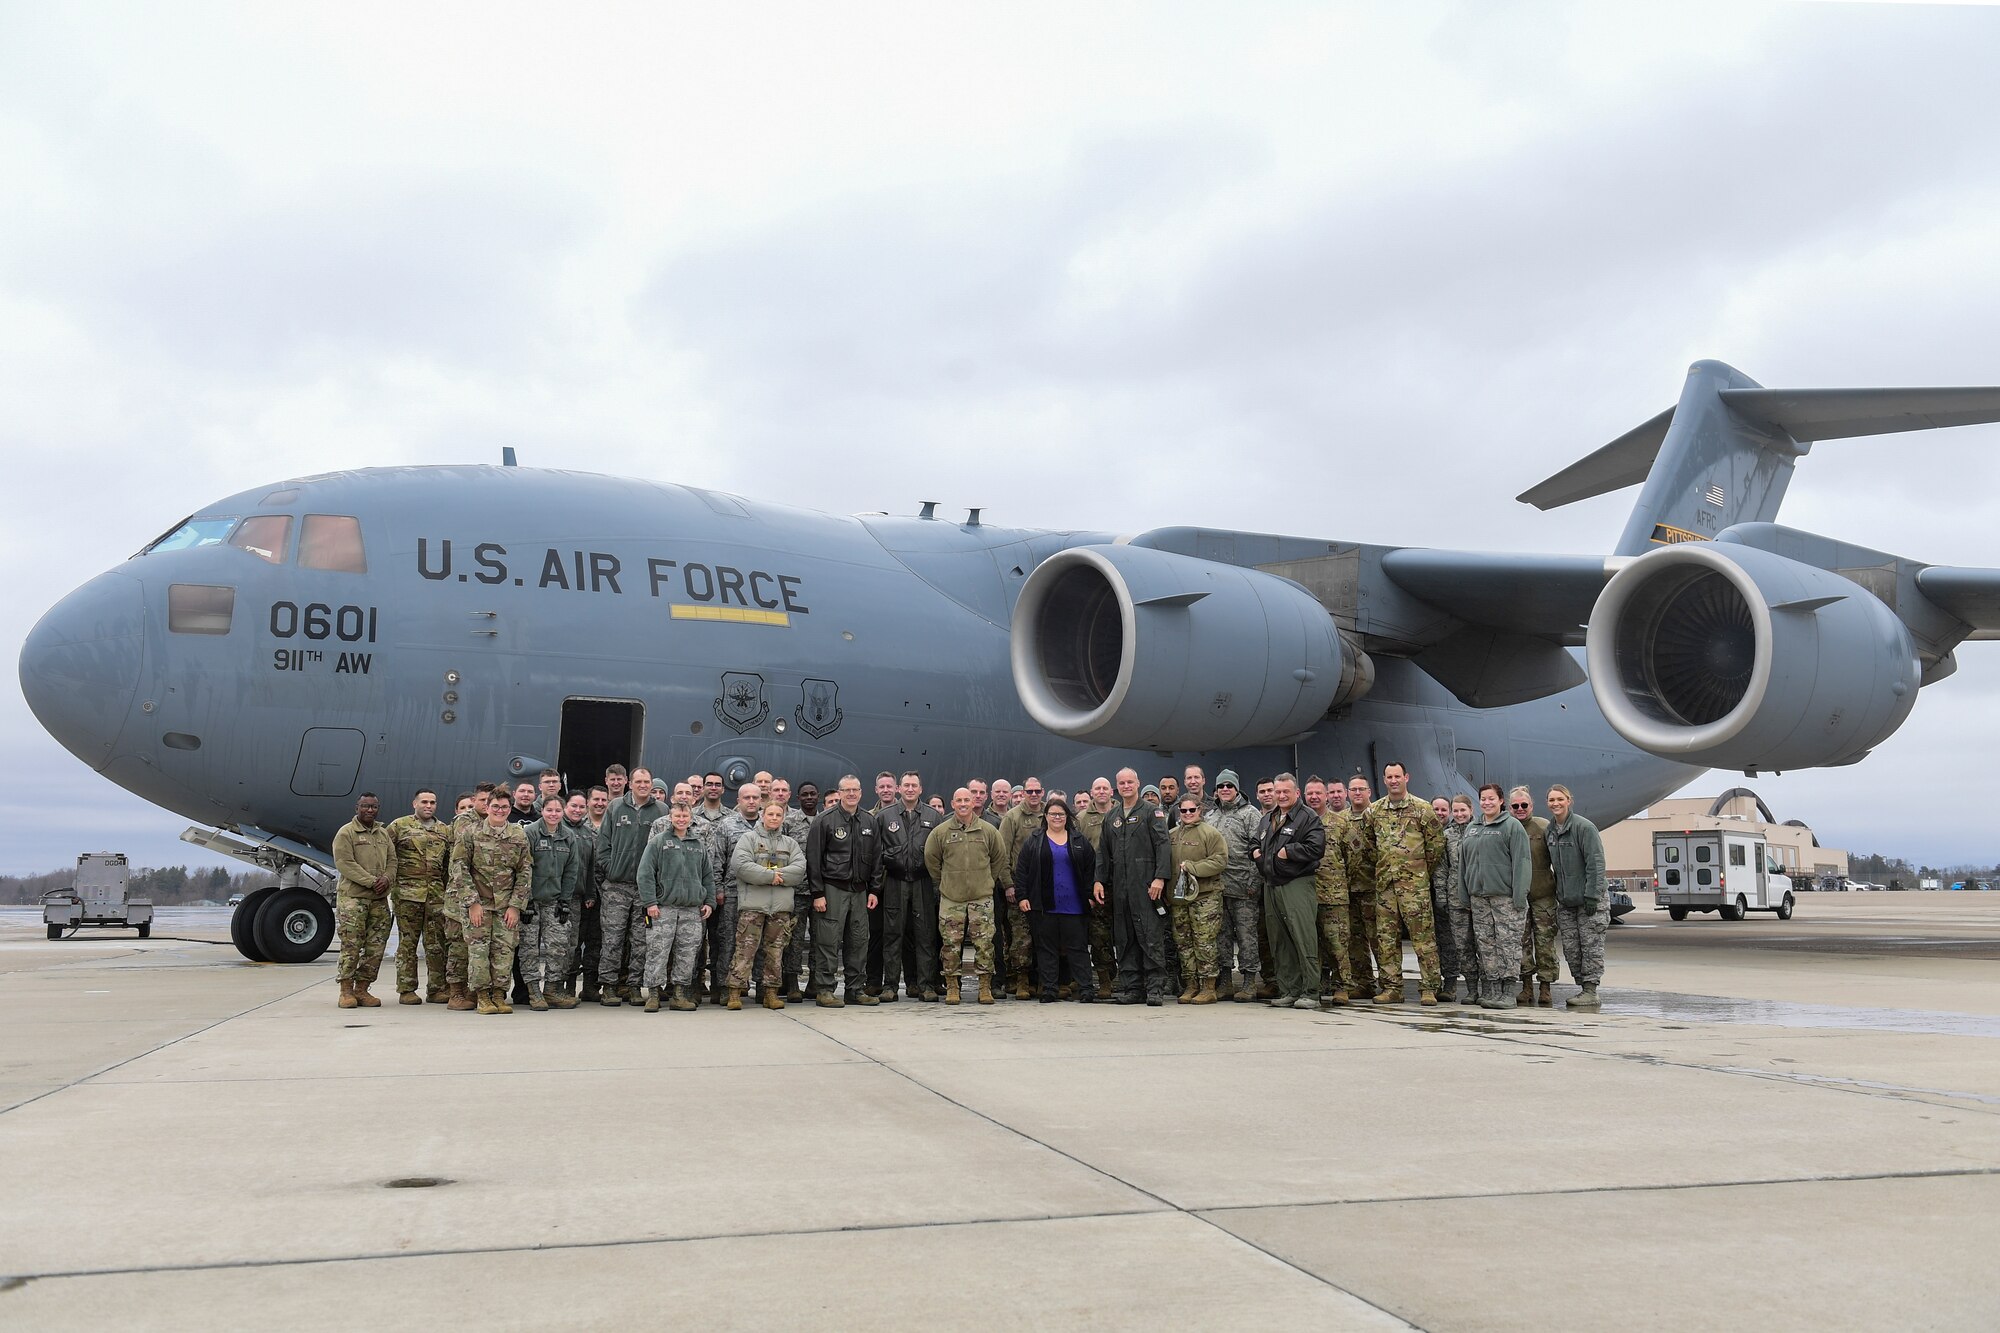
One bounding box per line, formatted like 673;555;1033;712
1312;825;1353;997
1204;789;1262;991
1460;814;1531;988
727;825;805;993
451;820;531;996
594;794;667;994
442;809;482;989
386;813;449;998
1365;795;1447;997
1517;813;1558;987
779;806;814;995
1548;811;1609;989
704;807;757;997
1440;820;1477;994
1074;804;1117;993
1330;807;1380;995
332;816;397;987
998;803;1046;989
521;820;584;998
1167;818;1228;988
640;826;713;991
926;815;1007;987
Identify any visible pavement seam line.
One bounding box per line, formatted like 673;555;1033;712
0;1205;1171;1283
0;971;331;1119
787;1016;1424;1326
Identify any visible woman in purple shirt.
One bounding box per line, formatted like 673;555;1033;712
1012;797;1098;1003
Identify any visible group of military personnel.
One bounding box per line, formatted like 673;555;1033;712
327;758;1610;1016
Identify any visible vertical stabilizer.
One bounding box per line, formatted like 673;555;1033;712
1611;361;1803;556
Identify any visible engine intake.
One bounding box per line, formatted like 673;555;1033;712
1586;542;1918;771
1011;545;1366;750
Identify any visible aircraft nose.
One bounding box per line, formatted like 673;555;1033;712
19;571;146;771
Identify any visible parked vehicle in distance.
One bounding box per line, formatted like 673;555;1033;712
1655;829;1796;921
42;853;153;939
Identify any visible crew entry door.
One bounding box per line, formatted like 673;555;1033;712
559;699;643;792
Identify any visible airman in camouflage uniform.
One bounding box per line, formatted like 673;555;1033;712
769;780;815;999
925;789;1008;1004
998;783;1048;998
1427;796;1465;1000
594;773;668;1005
332;793;397;1009
1074;779;1117;996
1311;810;1353;1004
1167;797;1228;1003
1512;788;1558;1006
1363;764;1447;1005
440;787;493;1010
386;791;450;1004
1203;770;1264;1002
704;783;762;1002
1545;785;1608;1011
451;801;532;1014
522;800;586;1010
1440;796;1477;1002
1332;778;1380;997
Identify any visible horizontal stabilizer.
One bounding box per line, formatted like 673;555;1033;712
1916;566;2000;632
1517;407;1673;510
1720;387;2000;442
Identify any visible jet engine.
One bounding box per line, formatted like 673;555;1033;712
1585;541;1918;771
1010;545;1368;750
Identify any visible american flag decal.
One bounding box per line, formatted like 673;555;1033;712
1703;484;1726;507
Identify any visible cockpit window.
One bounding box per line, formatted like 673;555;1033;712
228;515;292;564
300;515;366;572
168;584;235;635
144;517;236;555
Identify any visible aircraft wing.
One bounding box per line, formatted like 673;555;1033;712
1378;548;1615;642
1915;566;2000;635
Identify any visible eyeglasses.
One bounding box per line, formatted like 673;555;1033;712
1179;807;1200;814
1509;802;1531;810
1024;788;1043;796
1216;782;1235;789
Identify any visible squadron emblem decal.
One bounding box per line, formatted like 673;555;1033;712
796;678;844;739
714;672;769;734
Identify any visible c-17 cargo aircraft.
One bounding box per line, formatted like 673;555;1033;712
20;360;2000;964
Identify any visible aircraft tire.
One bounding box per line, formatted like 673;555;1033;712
1667;907;1688;921
254;888;335;964
137;922;151;939
231;887;279;962
1776;893;1795;920
47;923;60;940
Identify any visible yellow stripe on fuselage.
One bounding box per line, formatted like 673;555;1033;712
669;604;791;627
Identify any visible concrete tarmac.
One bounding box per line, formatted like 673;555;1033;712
2;892;1998;1330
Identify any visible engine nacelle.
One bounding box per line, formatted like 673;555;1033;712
1010;545;1366;750
1585;542;1918;771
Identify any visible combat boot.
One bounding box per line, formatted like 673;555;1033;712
354;980;382;1008
600;986;622;1008
1255;979;1280;1000
447;983;475;1012
1327;990;1350;1007
475;988;499;1015
1537;980;1553;1007
1567;984;1601;1011
1517;979;1534;1006
528;988;549;1012
1177;980;1197;1004
878;986;898;1004
762;988;786;1010
337;979;358;1009
1012;975;1032;1002
492;988;513;1014
944;975;961;1005
1191;981;1217;1005
1475;980;1500;1010
579;978;601;1003
399;991;422;1006
1232;979;1259;1002
1419;989;1437;1007
426;984;446;1004
1373;986;1401;1005
784;983;805;1003
1214;973;1236;1001
919;986;939;1003
816;992;845;1008
620;983;641;1006
550;988;579;1009
670;986;696;1012
724;986;743;1011
644;987;661;1013
977;974;995;1005
1494;981;1518;1010
854;990;880;1006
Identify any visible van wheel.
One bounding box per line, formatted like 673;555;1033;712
1668;907;1688;921
1776;894;1795;921
1720;896;1746;921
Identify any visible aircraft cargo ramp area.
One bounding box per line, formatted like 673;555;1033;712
2;895;1998;1330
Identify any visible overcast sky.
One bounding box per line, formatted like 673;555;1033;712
6;2;2000;877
